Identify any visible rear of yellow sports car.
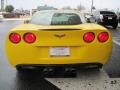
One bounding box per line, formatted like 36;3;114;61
5;23;112;71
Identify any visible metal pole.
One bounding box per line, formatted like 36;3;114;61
91;0;93;14
0;0;2;10
1;0;4;11
6;0;7;6
80;0;81;11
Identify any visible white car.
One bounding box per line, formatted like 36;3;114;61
84;13;95;23
0;14;3;22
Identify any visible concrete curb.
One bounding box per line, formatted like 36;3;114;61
3;18;30;21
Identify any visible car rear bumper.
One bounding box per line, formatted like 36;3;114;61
100;19;118;25
6;45;112;67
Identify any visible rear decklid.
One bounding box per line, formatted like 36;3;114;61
11;23;107;46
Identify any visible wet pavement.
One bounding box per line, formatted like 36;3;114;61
104;43;120;78
103;27;120;78
0;20;120;90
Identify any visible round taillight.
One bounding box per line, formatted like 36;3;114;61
23;33;36;43
83;32;95;43
98;32;109;42
9;33;21;44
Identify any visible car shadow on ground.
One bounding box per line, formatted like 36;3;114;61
16;68;102;78
13;71;61;90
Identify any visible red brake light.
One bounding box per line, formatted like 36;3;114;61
23;33;36;43
98;32;109;42
83;32;95;43
9;33;21;44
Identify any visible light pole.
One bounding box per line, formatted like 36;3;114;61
6;0;7;6
80;0;81;11
1;0;4;11
91;0;93;14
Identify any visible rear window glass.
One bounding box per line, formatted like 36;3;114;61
100;11;115;14
51;13;82;25
31;12;82;25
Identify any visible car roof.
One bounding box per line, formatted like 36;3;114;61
37;10;81;14
93;10;114;12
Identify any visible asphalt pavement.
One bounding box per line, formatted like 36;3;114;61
103;26;120;78
0;20;120;90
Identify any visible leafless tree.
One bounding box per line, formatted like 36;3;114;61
61;6;72;10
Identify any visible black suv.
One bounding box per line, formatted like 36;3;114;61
118;13;120;23
92;10;118;29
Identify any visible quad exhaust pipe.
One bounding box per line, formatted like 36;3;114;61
43;67;76;73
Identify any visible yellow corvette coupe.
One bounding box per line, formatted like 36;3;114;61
5;10;112;72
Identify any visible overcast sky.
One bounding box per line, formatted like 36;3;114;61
2;0;120;10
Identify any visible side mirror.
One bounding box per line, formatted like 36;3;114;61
24;20;30;24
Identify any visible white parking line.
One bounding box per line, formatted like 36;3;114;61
113;37;120;46
46;70;120;90
118;23;120;28
113;40;120;46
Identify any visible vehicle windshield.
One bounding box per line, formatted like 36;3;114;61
31;11;82;25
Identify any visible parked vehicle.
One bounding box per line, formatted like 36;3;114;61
5;10;112;73
92;10;118;29
84;13;96;23
118;13;120;23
